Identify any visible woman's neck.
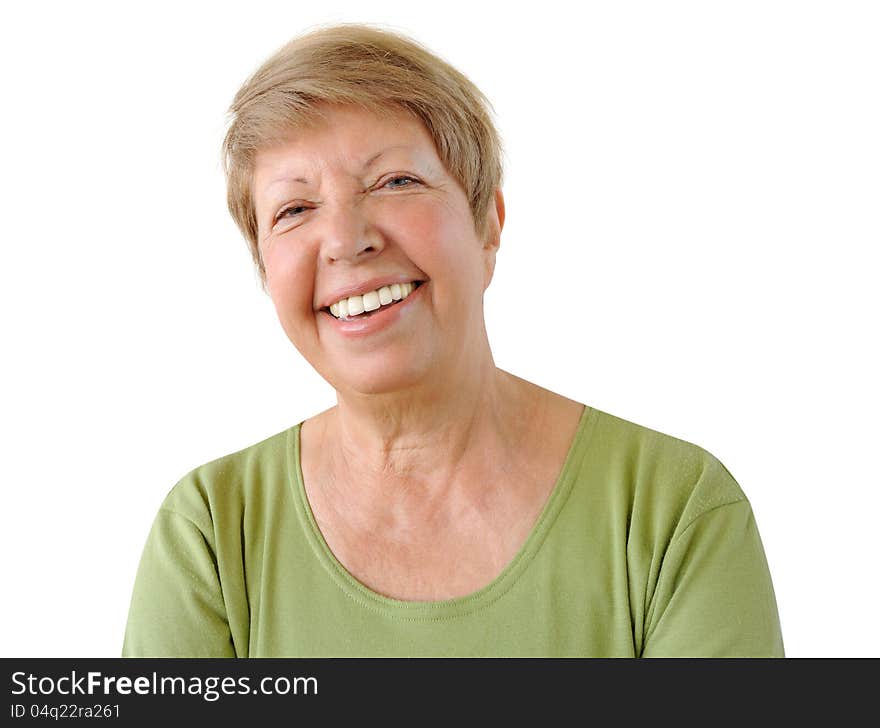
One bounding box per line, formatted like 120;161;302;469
312;358;545;528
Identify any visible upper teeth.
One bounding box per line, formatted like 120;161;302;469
329;281;419;319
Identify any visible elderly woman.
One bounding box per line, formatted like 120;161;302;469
123;24;784;657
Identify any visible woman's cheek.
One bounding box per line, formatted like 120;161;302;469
386;197;450;259
266;245;315;323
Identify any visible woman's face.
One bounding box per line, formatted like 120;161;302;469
252;104;503;396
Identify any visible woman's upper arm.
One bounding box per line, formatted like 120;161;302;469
122;507;235;657
640;498;785;657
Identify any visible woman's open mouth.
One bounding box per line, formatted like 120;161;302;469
322;280;424;321
320;280;426;337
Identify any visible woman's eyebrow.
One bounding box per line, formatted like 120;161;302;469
267;145;417;189
361;144;413;171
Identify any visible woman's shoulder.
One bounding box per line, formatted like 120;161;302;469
583;405;748;535
158;423;299;532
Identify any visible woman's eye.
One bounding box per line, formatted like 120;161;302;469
276;205;308;222
384;175;418;188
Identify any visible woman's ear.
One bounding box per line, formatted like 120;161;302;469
482;188;505;289
483;188;505;252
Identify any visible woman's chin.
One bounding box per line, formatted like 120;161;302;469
328;358;431;397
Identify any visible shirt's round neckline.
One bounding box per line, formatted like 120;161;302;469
287;404;598;621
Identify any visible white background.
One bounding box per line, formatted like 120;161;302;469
1;1;877;657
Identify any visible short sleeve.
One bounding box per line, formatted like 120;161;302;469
641;499;785;657
122;507;236;657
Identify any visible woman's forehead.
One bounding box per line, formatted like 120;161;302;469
252;108;439;188
260;105;428;158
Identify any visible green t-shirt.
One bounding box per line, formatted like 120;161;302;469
122;405;784;657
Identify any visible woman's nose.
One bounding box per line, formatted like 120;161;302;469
320;201;383;263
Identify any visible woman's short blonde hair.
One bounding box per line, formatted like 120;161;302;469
221;23;505;289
